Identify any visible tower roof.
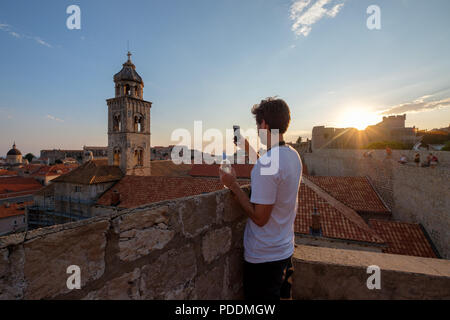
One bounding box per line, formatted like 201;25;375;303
113;51;143;84
7;142;21;156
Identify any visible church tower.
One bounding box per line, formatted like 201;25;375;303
107;52;152;176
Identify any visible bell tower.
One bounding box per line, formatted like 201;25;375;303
107;52;152;176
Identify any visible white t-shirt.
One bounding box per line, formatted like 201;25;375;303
244;145;302;264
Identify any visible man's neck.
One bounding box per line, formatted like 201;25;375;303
267;133;285;151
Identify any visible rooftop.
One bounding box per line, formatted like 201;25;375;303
150;160;193;177
295;177;384;245
189;163;253;179
96;175;249;209
0;201;31;219
369;219;438;258
306;176;391;215
0;177;43;196
51;160;123;185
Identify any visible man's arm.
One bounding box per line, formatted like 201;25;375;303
220;167;274;227
229;183;273;227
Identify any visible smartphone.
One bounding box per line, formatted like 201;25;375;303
233;125;240;145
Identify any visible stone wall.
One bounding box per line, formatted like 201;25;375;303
0;186;249;300
292;245;450;299
303;149;450;259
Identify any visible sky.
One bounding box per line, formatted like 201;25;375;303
1;0;450;157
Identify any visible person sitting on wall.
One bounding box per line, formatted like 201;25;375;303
385;146;392;158
363;150;374;158
398;154;407;164
430;154;439;169
422;153;433;167
219;97;302;300
414;153;421;167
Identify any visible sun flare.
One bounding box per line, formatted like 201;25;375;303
337;106;380;130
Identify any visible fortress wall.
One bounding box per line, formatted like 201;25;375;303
0;186;249;300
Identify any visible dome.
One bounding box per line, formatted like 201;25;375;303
7;143;21;156
113;52;143;84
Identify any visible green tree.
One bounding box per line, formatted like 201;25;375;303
24;153;35;163
442;141;450;151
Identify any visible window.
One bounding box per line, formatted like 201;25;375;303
113;148;121;166
135;149;144;166
134;114;144;132
74;186;81;193
113;114;121;132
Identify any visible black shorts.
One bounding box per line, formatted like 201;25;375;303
243;256;293;300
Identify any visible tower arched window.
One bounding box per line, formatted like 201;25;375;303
134;114;144;132
125;84;131;96
134;148;144;167
113;114;121;132
113;148;121;166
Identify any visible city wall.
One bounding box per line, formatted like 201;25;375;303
1;186;449;300
0;187;249;299
292;245;450;299
302;149;450;259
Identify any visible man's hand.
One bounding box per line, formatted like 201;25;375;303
219;166;239;191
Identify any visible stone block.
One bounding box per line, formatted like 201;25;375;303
179;195;218;238
202;227;232;263
83;268;141;300
140;244;197;299
0;246;25;300
23;220;109;299
223;192;245;222
118;227;175;262
193;264;225;300
114;205;170;233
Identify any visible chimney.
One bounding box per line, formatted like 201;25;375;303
311;207;321;236
110;190;120;206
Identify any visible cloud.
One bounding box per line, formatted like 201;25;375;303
0;22;52;47
9;31;21;38
46;115;64;122
290;0;345;37
34;37;52;48
380;95;450;115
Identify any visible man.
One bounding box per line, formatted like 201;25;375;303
219;98;302;300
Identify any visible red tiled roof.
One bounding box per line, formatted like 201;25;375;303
32;164;78;177
369;219;437;258
295;178;385;244
0;169;18;177
0;201;32;219
189;163;253;179
306;176;390;215
96;175;249;209
18;164;43;174
0;177;43;196
51;160;123;185
150;160;193;177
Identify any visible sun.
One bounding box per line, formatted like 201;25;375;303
337;106;380;130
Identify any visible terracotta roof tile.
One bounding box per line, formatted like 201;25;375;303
32;164;78;177
0;177;43;196
0;201;32;219
189;163;253;178
369;219;438;258
150;160;193;177
306;176;390;215
295;179;385;244
0;169;18;177
96;175;249;209
52;160;123;185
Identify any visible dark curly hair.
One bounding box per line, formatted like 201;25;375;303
251;97;291;134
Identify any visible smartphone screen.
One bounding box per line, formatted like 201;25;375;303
233;125;240;145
